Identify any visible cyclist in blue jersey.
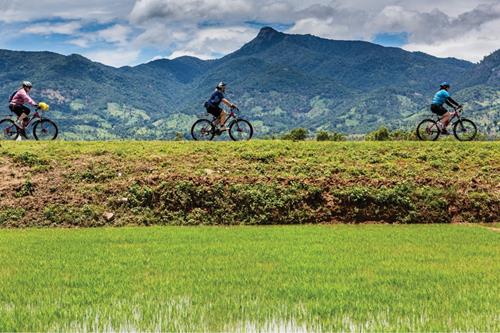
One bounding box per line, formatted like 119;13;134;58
430;82;462;134
204;82;238;130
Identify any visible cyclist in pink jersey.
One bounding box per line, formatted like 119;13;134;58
8;81;39;131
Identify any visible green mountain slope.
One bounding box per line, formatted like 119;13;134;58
0;27;497;139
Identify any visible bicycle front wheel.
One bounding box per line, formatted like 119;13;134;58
229;119;253;141
416;119;440;141
0;119;19;141
191;119;215;141
33;119;58;141
453;119;477;141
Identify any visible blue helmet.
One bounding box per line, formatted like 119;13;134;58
440;82;450;89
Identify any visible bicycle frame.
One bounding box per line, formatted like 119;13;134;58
7;108;43;129
210;109;238;127
438;106;463;124
23;110;43;128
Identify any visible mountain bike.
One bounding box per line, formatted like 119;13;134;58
0;104;58;141
416;106;477;141
191;107;253;141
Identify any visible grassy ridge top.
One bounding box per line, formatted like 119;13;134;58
0;141;498;226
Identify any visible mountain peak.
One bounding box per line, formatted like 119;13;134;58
256;26;284;40
258;26;279;34
228;26;286;57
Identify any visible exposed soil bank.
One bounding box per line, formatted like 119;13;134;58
0;141;498;226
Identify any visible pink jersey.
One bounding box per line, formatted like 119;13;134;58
10;88;37;107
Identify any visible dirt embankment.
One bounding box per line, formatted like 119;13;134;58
0;141;498;227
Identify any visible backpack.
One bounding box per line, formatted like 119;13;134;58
9;90;19;103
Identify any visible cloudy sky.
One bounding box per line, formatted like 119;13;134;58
0;0;498;67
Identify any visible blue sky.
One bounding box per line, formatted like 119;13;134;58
0;0;499;67
373;33;409;48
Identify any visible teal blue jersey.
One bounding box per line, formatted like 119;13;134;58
432;89;450;106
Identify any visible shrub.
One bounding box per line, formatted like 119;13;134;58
11;152;48;167
282;128;308;141
43;204;105;227
16;178;35;197
0;207;25;225
240;151;278;163
175;132;185;141
365;127;418;141
125;180;324;225
365;127;390;141
390;129;417;141
316;131;330;141
332;185;419;223
69;163;116;182
128;184;155;207
317;131;346;141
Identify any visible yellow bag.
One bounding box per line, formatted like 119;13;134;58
38;102;49;111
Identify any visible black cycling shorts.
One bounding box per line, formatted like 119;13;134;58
430;104;448;116
9;104;31;117
206;105;223;117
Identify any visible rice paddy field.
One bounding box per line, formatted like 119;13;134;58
0;225;499;332
0;140;499;331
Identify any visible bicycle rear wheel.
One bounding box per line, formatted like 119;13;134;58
229;119;253;141
33;119;58;141
453;119;477;141
416;119;440;141
191;119;215;141
0;119;19;140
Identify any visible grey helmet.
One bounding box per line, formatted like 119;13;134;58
217;81;227;89
22;81;33;88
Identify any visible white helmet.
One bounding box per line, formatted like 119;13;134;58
22;81;33;88
217;81;226;89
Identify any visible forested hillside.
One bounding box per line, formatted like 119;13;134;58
0;28;498;139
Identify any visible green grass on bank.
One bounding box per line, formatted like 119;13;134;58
0;225;499;331
1;141;499;226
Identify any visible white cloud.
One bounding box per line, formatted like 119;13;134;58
83;49;140;67
1;0;499;64
369;3;500;44
0;0;135;23
21;21;82;35
145;26;257;60
97;24;132;45
288;16;369;41
130;0;254;24
66;24;132;49
132;22;257;60
167;26;257;59
287;2;500;61
130;0;500;62
404;18;500;62
69;38;90;48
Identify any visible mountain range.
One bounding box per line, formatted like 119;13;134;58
0;27;498;139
